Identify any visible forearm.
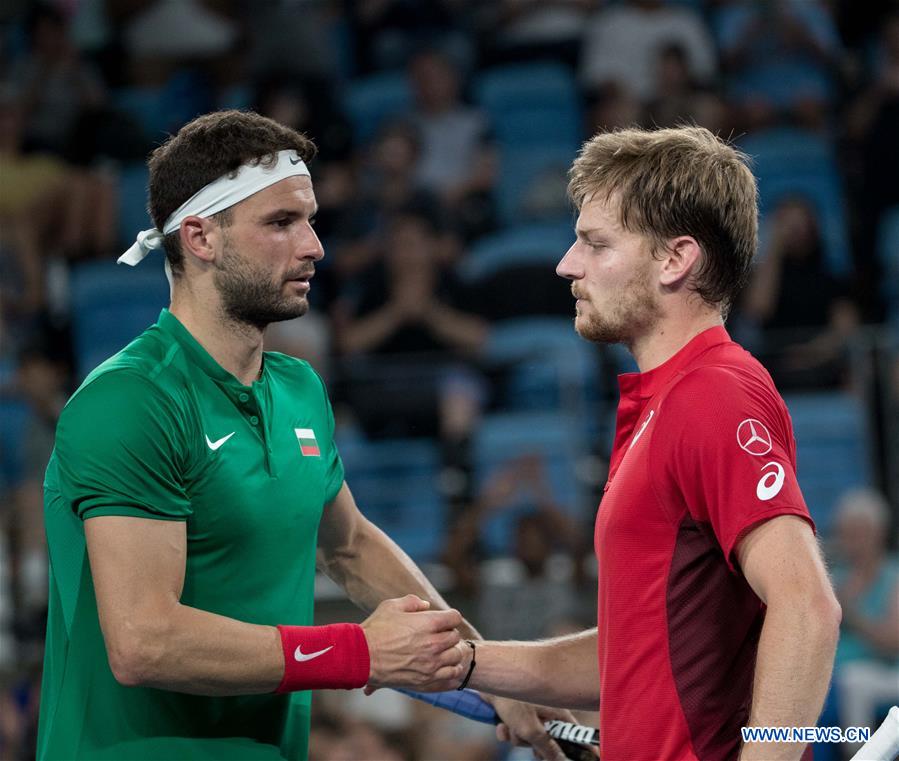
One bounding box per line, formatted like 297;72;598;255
104;601;284;696
318;517;478;635
740;598;840;760
468;629;600;710
338;307;401;355
425;304;489;353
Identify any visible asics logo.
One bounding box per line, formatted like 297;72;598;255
205;432;236;451
756;462;785;501
294;645;333;662
737;419;773;456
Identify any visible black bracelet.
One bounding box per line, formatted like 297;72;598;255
457;640;476;690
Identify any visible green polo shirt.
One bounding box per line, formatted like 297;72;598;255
38;309;344;761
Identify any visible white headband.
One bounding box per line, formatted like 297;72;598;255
118;149;310;267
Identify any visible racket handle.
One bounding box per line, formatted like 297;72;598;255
392;688;499;724
851;706;899;761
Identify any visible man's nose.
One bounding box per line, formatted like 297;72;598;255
556;243;582;280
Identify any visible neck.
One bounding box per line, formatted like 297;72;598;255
169;288;264;387
629;310;724;373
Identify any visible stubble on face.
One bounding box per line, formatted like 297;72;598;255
573;246;662;346
213;232;312;330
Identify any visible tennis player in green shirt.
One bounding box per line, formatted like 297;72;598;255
38;110;573;761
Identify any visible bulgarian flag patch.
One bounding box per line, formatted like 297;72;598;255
294;428;320;457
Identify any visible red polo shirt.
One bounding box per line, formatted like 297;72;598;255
596;326;814;761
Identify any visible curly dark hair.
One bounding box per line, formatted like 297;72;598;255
147;110;317;277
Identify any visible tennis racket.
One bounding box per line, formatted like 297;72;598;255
850;706;899;761
393;688;599;760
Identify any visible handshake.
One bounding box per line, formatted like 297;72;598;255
359;594;471;692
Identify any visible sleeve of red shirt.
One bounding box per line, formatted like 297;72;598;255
654;365;815;572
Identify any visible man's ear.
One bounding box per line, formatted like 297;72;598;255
179;216;221;266
658;236;702;288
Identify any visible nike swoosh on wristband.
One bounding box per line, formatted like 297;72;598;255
205;432;236;450
294;645;333;662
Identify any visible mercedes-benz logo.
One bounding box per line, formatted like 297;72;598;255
736;418;773;456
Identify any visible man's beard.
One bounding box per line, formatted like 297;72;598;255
214;237;311;330
574;265;661;346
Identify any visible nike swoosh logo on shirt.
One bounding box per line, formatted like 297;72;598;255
294;645;333;662
205;432;236;451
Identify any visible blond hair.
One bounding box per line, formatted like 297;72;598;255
568;126;758;313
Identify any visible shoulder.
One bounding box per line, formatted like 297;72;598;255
264;352;331;397
656;352;792;447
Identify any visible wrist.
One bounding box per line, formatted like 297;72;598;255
456;640;476;690
275;623;370;693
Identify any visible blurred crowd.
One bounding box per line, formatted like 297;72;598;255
1;1;898;759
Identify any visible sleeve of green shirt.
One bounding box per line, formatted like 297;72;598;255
310;368;344;505
54;370;192;521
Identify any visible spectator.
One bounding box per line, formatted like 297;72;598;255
830;488;899;753
580;0;717;102
715;0;840;130
444;454;585;641
741;196;859;388
644;43;728;133
333;208;488;439
476;0;598;70
11;2;105;155
0;94;115;316
846;12;899;315
8;340;69;631
345;0;471;75
407;49;498;239
254;73;353;165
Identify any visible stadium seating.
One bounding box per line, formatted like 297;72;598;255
459;221;574;281
474;62;582;153
785;392;873;534
484;317;598;413
740;129;851;276
338;435;446;562
472;411;591;555
0;397;30;489
493;145;579;225
70;260;170;379
342;71;411;144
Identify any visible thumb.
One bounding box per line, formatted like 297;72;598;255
396;594;431;612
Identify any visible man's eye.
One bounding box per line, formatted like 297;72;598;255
272;218;291;227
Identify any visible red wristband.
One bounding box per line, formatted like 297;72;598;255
275;623;370;693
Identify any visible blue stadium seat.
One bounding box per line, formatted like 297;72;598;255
494;145;579;225
784;392;872;535
484;318;598;412
459;222;574;282
70;260;170;379
739;129;850;276
475;63;582;153
475;63;579;115
473;412;590;555
0;397;31;490
343;72;411;145
338;436;446;562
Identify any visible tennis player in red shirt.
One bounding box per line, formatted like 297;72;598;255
465;126;842;761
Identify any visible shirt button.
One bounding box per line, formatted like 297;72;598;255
250;415;259;425
239;393;249;402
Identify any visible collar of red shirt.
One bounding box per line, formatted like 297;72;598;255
617;325;732;401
